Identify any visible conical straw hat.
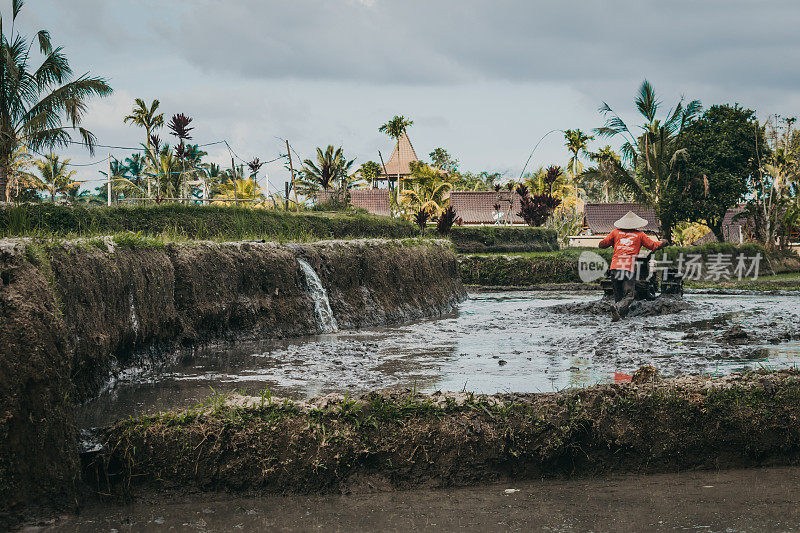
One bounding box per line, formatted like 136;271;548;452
614;210;648;230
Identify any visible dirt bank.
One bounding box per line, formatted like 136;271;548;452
0;237;464;528
89;370;800;502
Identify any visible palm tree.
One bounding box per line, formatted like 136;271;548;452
35;154;78;202
124;99;164;196
6;146;39;200
399;162;452;218
588;80;702;239
167;113;194;200
583;145;622;202
124;153;146;190
564;129;594;212
301;145;355;191
0;0;113;200
212;178;265;206
379;115;413;194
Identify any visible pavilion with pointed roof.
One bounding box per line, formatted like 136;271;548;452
379;131;420;188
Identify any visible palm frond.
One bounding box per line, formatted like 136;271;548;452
635;79;659;122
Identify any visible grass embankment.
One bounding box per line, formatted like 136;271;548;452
91;370;800;498
0;203;416;242
459;248;609;287
449;226;558;253
460;244;800;288
686;272;800;292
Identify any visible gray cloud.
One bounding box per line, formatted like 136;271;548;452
17;0;800;190
164;0;800;89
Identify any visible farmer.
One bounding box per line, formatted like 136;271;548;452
598;211;668;322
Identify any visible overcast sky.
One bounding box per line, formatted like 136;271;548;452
24;0;800;193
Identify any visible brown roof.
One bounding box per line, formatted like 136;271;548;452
583;203;660;234
317;189;390;217
380;132;419;177
449;191;525;225
350;189;390;216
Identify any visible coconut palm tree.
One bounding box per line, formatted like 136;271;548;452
124;99;163;196
379;115;413;193
212;178;264;206
35;154;78;202
0;0;113;200
399;162;452;218
6;147;39;200
564;129;594;212
124;153;146;190
589;80;702;239
301;145;355;191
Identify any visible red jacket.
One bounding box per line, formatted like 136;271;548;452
599;229;661;271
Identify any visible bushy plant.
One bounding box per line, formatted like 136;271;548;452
437;206;457;236
515;183;562;227
414;208;430;234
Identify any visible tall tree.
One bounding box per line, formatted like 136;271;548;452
168;113;193;200
563;129;594;211
677;104;766;241
35;153;77;202
378;115;413;193
429;147;458;173
359;161;382;188
589;80;702;239
0;0;113;200
301;145;355;191
124;99;163;196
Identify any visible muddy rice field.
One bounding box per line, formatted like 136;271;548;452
78;290;800;428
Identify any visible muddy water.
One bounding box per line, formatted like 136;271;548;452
77;291;800;428
35;466;800;532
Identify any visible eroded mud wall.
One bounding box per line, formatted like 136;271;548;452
0;238;464;526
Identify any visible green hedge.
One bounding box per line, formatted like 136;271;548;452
459;251;601;286
459;244;800;286
449;226;559;253
0;203;416;241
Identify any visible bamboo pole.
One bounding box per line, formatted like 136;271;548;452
286;140;300;213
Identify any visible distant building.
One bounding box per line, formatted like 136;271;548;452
449;191;525;225
317;189;391;217
378;132;420;186
569;202;660;247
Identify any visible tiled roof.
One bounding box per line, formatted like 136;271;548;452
380;132;419;177
583;202;660;234
350;189;390;216
317;189;391;217
449;191;525;225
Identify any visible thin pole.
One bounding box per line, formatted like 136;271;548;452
286;140;299;213
231;157;238;205
107;153;112;207
285;182;290;210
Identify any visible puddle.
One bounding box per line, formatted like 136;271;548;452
77;291;800;428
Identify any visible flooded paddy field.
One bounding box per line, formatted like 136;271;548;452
77;290;800;428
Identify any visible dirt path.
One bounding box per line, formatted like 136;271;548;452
35;466;800;532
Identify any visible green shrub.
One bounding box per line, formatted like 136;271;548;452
449;226;559;253
0;203;415;241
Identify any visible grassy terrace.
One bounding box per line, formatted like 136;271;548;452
459;245;800;288
685;272;800;292
92;370;800;497
0;203;417;242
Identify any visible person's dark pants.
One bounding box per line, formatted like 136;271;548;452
611;269;636;318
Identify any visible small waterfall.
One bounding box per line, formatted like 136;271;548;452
297;258;338;334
